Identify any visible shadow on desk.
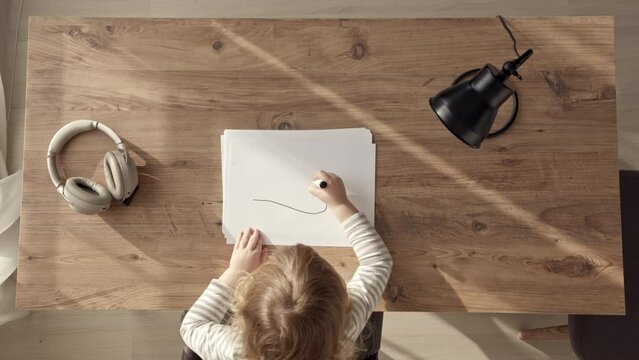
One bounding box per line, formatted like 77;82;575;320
98;140;230;272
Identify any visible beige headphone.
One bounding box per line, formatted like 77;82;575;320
47;120;139;215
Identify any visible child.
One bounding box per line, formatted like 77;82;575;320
180;171;393;360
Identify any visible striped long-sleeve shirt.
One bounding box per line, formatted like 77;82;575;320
180;212;393;359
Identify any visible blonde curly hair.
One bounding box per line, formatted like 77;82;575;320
232;244;357;360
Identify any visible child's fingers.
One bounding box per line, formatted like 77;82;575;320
254;236;263;252
248;229;261;250
312;171;324;181
308;185;322;197
235;231;244;249
312;170;330;181
325;171;339;181
240;228;253;248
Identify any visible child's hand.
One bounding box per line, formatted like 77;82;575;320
220;228;269;288
230;228;269;273
309;170;349;208
309;170;358;222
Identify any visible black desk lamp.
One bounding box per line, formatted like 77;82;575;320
429;16;533;148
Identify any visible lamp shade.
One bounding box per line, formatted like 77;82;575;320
429;64;514;148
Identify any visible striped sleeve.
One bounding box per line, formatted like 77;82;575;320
342;212;393;340
180;279;240;360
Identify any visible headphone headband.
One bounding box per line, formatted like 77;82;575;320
47;120;126;191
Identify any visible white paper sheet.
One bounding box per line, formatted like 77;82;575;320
221;128;373;224
221;129;375;247
223;128;373;144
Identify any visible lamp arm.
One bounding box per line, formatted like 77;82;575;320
499;49;534;81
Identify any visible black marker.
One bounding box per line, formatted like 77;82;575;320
313;179;328;189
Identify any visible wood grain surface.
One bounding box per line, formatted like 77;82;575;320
18;17;623;313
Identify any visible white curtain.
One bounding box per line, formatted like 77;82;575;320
0;73;29;325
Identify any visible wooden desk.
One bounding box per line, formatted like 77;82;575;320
18;17;623;313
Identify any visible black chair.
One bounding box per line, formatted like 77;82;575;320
181;312;384;360
518;170;639;359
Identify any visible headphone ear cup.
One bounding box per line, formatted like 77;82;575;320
63;177;112;215
123;152;139;200
104;151;125;200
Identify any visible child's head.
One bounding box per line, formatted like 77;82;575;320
233;244;354;360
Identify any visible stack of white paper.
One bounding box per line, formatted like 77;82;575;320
221;128;376;247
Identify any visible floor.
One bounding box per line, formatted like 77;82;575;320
1;0;638;359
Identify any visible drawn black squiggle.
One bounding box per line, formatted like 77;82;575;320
252;198;327;215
